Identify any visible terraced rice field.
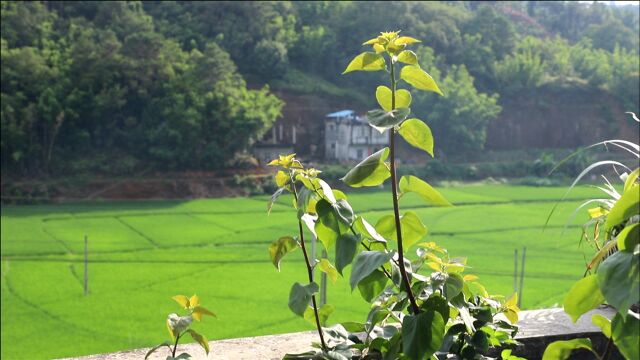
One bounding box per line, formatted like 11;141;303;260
1;185;602;359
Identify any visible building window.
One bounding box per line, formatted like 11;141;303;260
331;143;336;149
357;149;363;158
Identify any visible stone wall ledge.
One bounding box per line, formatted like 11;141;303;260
65;307;618;360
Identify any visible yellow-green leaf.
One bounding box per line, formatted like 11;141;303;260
275;171;289;187
400;65;443;95
395;36;421;45
375;86;412;112
399;175;452;207
591;314;612;338
542;339;593;360
604;183;639;230
341;148;391;188
172;295;190;309
398;119;434;156
563;275;604;322
587;206;607;219
373;43;385;53
624;168;639;192
268;236;299;271
188;295;199;309
362;38;379;45
397;50;418;65
303;304;335;326
318;258;338;284
343;52;386;74
192;305;216;321
375;211;427;249
187;329;210;355
617;223;639;252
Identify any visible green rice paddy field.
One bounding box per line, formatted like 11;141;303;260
1;185;602;359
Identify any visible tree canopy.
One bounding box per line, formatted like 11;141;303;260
1;1;638;176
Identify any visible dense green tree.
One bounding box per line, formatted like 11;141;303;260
142;43;283;169
411;47;502;154
0;1;638;175
586;18;639;53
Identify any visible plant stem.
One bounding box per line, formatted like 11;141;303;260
601;336;613;360
290;176;328;351
389;60;420;315
172;333;181;358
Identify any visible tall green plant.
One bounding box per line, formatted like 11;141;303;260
266;31;522;360
543;115;639;360
337;31;520;360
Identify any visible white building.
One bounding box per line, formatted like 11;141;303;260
324;110;388;161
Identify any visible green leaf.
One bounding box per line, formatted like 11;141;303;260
591;313;611;338
304;304;335;327
366;108;411;133
501;349;526;360
343;52;386;74
597;250;639;315
375;86;412;112
402;310;445;360
268;236;298;271
335;232;360;274
395;36;421;45
471;330;490;352
341;148;391;188
186;329;209;355
604;183;639;230
612;313;639;360
334;199;355;225
542;338;593;360
318;258;339;284
397;50;418;65
357;269;388;302
563;275;605;322
399;175;451;207
145;342;171;360
375;211;427;249
341;322;366;332
349;251;393;290
397;119;435;157
444;273;464;300
422;294;449;324
354;216;387;243
288;282;319;316
623;168;639;192
317;179;337;204
315;199;342;250
617;223;639;252
296;187;316;218
400;65;443;95
366;306;391;331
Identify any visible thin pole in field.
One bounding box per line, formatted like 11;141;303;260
513;249;518;295
84;235;89;296
518;246;526;307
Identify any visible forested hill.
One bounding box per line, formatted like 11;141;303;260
1;1;639;177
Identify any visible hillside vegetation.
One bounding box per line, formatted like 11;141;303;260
1;1;638;177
